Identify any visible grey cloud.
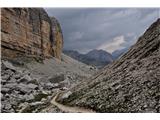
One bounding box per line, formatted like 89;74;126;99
45;8;160;53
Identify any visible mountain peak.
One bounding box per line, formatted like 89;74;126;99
64;49;113;68
86;49;113;62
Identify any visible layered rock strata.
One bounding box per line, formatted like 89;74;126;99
1;8;63;60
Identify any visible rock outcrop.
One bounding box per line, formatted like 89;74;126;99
58;19;160;112
1;8;63;60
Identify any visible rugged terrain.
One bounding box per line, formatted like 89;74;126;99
1;54;96;113
57;18;160;113
64;49;113;68
1;8;160;113
1;8;96;113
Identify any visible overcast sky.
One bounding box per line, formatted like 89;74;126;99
45;8;159;54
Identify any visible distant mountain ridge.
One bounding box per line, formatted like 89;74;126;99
112;47;129;60
63;49;113;68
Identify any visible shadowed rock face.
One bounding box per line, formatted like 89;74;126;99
51;17;63;60
1;8;63;60
59;19;160;113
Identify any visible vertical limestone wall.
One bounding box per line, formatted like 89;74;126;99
1;8;63;60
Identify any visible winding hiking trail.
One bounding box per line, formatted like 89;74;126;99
50;92;96;113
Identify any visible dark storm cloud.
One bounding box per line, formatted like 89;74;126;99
45;8;159;53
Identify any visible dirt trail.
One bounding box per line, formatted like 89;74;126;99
50;92;96;113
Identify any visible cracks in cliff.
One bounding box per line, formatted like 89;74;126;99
38;10;44;57
2;44;25;54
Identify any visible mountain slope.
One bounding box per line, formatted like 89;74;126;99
57;19;160;112
63;49;113;68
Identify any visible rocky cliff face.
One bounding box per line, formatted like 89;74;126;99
58;19;160;112
51;17;63;60
1;8;63;60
